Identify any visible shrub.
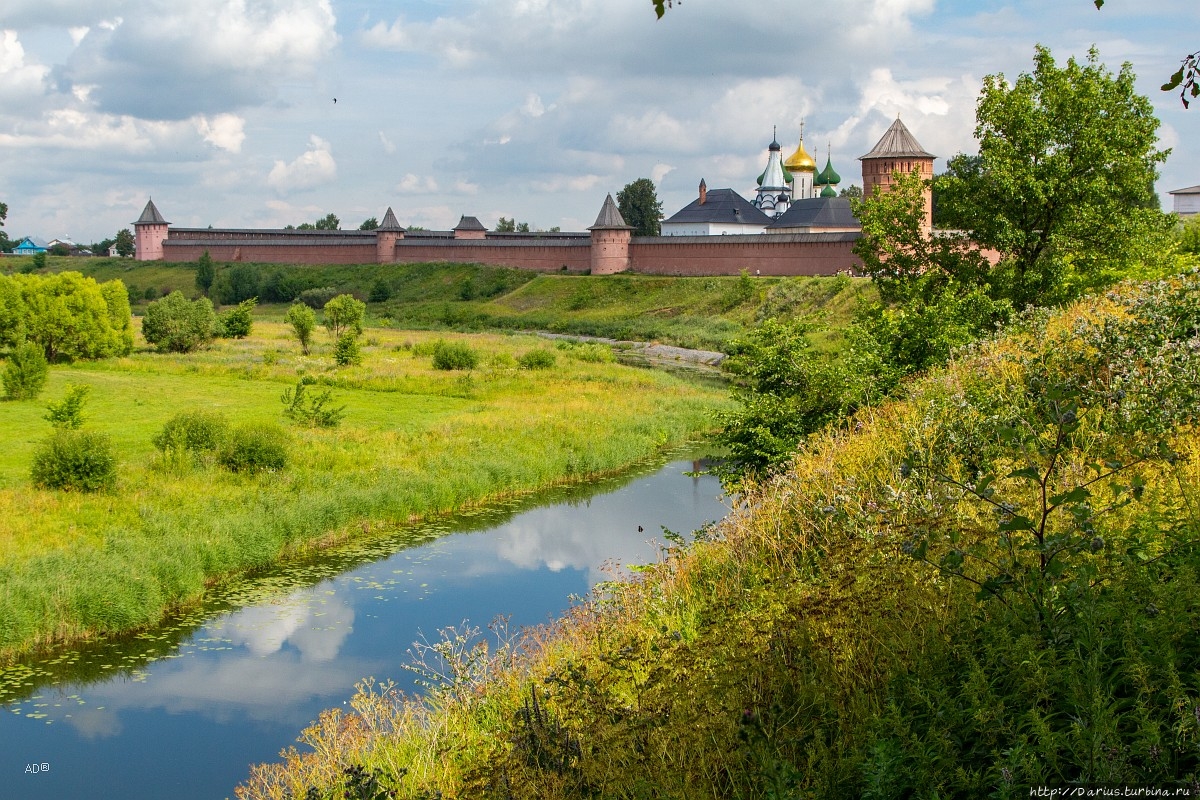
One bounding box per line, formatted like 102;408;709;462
281;378;345;428
218;423;288;474
517;349;557;370
0;274;26;348
285;303;316;355
30;429;117;491
333;331;362;367
3;340;49;400
44;384;90;428
31;252;46;271
563;342;615;363
323;294;365;339
14;271;133;361
218;297;256;339
141;291;217;353
299;286;339;310
152;410;230;461
368;279;392;303
431;340;478;370
211;263;260;305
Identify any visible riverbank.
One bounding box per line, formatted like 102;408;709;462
239;275;1200;797
0;323;731;663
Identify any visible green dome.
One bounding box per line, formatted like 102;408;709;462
816;156;842;187
820;185;837;198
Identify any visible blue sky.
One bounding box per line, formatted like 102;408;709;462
0;0;1195;243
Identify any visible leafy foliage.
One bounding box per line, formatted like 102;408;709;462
195;251;215;296
31;429;116;492
218;297;256;339
616;177;663;237
517;348;557;370
431;340;479;371
323;294;365;339
218;423;288;473
113;228;135;258
141;291;216;353
10;272;133;361
281;378;345;428
936;46;1173;309
368;279;391;303
2;341;49;400
333;331;362;367
285;303;316;354
152;410;229;459
43;384;90;429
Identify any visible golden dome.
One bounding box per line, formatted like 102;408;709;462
783;135;817;173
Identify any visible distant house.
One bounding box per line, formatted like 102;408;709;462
13;237;48;254
661;182;772;236
1169;186;1200;218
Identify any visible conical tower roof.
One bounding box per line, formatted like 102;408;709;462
378;207;403;231
858;117;935;160
134;197;169;225
589;194;632;229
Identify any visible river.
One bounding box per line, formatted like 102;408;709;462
0;455;726;799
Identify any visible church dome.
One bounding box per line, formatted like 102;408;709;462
816;156;841;187
784;137;817;174
820;184;837;198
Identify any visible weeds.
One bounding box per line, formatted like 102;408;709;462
282;379;346;428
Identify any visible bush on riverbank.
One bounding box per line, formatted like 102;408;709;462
238;274;1200;798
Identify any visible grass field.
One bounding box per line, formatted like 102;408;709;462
4;256;871;353
0;321;731;662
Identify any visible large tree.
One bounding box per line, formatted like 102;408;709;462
0;201;10;252
617;178;663;237
935;45;1172;309
114;228;135;258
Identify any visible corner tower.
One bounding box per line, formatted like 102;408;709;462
133;198;169;261
588;194;633;275
376;207;404;263
858;117;935;230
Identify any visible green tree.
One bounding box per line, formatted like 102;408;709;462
31;251;46;271
315;213;340;231
16;272;132;361
0;274;24;348
0;200;9;252
322;294;365;339
141;291;217;353
359;217;379;231
495;217;517;232
838;184;862;199
617;178;663;236
218;298;256;339
2;341;49;400
285;302;316;354
44;384;90;429
195;251;215;296
935;46;1173;309
114;228;135;258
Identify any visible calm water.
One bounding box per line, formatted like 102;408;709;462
0;456;726;799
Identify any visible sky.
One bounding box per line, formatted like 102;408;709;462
0;0;1195;244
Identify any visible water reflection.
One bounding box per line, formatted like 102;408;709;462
0;456;726;800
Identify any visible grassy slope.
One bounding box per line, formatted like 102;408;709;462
0;323;731;661
238;275;1200;799
8;255;870;353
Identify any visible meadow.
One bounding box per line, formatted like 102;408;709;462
0;321;731;662
26;255;868;353
238;274;1200;798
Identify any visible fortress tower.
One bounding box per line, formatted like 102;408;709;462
588;194;633;275
858;117;935;230
375;207;404;263
133;198;169;261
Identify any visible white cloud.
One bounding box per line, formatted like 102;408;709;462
530;174;602;193
195;113;245;153
521;93;546;118
268;135;337;193
396;173;438;193
378;131;396;154
0;29;49;102
651;163;674;186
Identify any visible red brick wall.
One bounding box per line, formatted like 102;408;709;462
629;237;861;276
391;243;592;272
162;242;379;264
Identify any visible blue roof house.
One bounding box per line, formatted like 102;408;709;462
13;237;48;254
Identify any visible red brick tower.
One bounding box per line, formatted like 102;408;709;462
133;198;169;261
858;117;935;230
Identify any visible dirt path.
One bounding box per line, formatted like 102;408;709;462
537;333;727;375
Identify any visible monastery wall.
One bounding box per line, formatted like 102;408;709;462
162;240;378;265
629;233;861;276
390;240;593;272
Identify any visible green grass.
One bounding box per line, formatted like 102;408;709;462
9;256;872;353
238;275;1200;798
0;322;731;662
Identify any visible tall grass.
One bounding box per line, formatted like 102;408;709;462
239;274;1200;798
0;323;729;661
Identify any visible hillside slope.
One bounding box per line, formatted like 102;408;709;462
240;273;1200;798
